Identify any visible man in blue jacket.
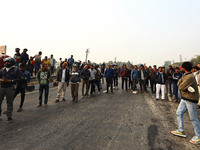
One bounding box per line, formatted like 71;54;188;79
105;65;114;93
131;65;139;92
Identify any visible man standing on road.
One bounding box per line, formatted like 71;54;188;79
68;55;74;71
36;63;51;107
49;54;56;75
131;65;139;93
171;62;200;144
81;65;90;98
138;65;147;93
89;65;96;96
0;57;20;123
14;48;21;67
155;67;167;100
105;65;114;93
120;65;129;92
172;67;182;102
20;48;29;65
34;51;42;75
148;66;156;93
55;63;69;103
113;65;119;89
70;64;81;102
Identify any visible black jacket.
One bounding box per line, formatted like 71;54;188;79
70;70;81;83
80;68;90;80
0;66;20;88
155;72;167;84
138;69;147;80
57;68;70;82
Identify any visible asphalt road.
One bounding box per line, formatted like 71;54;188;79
0;81;200;150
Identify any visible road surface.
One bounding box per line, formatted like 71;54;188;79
0;82;200;150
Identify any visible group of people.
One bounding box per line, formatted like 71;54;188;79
0;48;200;144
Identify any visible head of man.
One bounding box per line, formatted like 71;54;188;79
124;65;127;69
181;62;192;73
20;63;26;72
44;56;48;60
42;63;48;71
153;65;157;70
62;62;68;69
23;48;28;53
192;66;199;72
162;67;165;72
73;64;78;70
71;55;73;58
51;54;53;58
39;51;42;55
134;65;138;70
84;65;88;70
15;48;20;53
114;65;117;69
149;66;152;71
158;67;162;72
175;67;180;73
140;65;144;70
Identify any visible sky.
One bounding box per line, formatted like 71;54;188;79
1;0;200;66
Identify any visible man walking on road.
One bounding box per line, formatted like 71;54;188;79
171;62;200;144
80;65;90;98
138;65;147;93
70;64;81;102
120;65;129;92
131;65;139;93
0;57;20;123
55;63;69;103
36;63;51;107
49;54;56;75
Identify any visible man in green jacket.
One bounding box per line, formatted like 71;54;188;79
36;63;51;107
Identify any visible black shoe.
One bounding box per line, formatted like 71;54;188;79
7;117;12;123
55;100;59;103
37;104;42;107
155;99;159;101
62;99;66;102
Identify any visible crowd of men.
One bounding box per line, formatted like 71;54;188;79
0;48;200;144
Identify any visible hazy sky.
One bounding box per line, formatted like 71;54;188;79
1;0;200;66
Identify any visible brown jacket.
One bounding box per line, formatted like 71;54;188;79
177;72;199;102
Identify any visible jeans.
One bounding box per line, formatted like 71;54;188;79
13;86;25;108
71;83;79;100
173;82;178;100
150;79;156;93
0;86;15;118
122;77;128;91
89;80;95;94
82;79;90;96
39;85;49;105
168;80;173;97
35;62;41;75
176;99;200;138
140;80;146;92
50;66;54;75
114;76;118;87
132;79;137;91
106;78;113;92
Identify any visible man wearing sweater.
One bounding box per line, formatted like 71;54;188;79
171;62;200;144
105;65;114;93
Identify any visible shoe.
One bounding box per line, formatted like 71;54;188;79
190;136;200;144
168;96;173;102
171;129;186;138
155;99;159;101
74;100;78;102
62;99;66;102
173;99;178;103
161;99;165;101
55;100;59;103
44;104;47;108
17;108;22;112
111;91;114;94
197;105;200;109
3;110;7;114
37;105;42;107
7;117;12;123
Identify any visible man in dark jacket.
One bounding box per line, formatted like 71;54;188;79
20;48;29;65
81;65;90;97
155;67;167;100
138;65;147;93
105;65;114;93
55;63;69;103
70;64;81;102
113;65;119;89
13;63;30;112
172;67;182;102
120;65;129;92
0;57;20;123
148;66;156;93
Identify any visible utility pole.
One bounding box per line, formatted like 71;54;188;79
114;57;116;63
85;48;90;63
179;55;182;62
